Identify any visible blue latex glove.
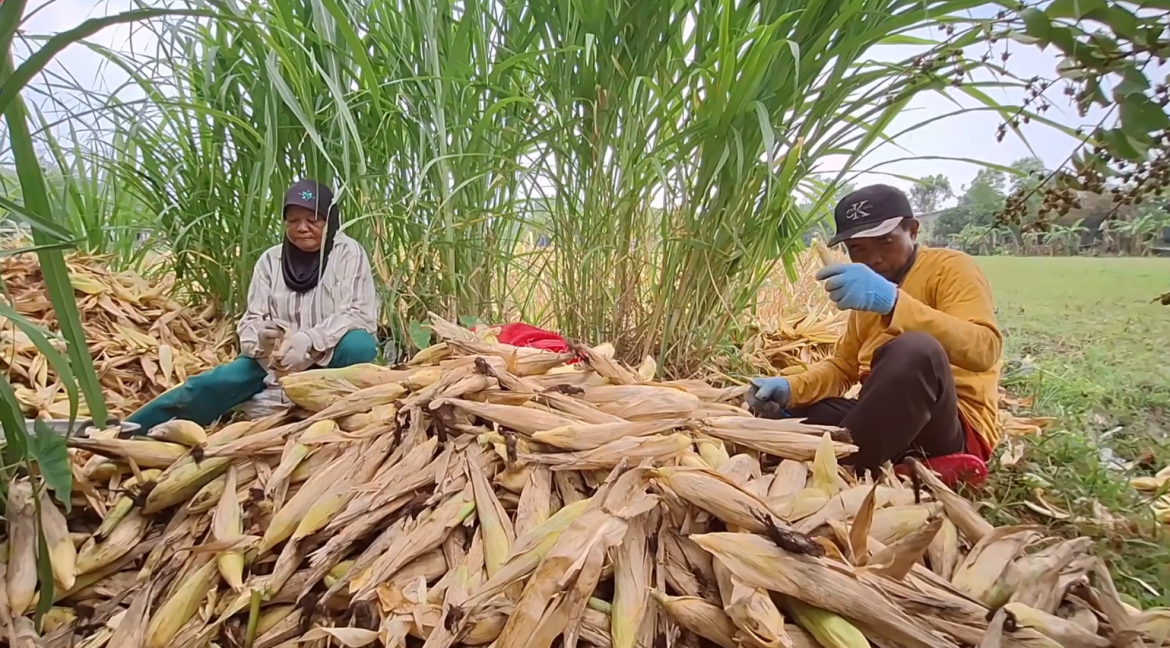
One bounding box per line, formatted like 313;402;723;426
753;374;790;409
816;263;898;315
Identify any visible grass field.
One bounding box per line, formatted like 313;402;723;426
977;256;1170;605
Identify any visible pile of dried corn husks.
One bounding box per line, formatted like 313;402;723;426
0;253;236;417
6;314;1169;648
742;311;847;376
747;247;849;377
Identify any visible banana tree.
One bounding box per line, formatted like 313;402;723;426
1120;214;1160;255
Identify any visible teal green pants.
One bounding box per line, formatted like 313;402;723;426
127;330;377;432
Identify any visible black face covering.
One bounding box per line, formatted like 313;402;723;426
281;179;341;293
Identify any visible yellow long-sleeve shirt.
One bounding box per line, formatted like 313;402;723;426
786;247;1003;449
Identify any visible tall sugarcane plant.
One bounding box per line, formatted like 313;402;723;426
70;0;1029;373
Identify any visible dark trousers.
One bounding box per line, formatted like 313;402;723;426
788;331;965;472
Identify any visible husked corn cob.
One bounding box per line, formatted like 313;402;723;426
785;597;868;648
41;606;77;634
695;435;731;469
67;437;188;469
146;419;207;446
809;433;840;496
38;488;77;590
146;558;219;648
811;238;836;267
213;466;245;590
144;455;233;514
6;481;38;616
96;469;161;539
650;590;738;648
469;452;515;577
76;510;151;574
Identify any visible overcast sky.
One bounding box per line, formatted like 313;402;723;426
19;0;1155;206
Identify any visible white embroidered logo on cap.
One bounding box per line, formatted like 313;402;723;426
845;200;870;220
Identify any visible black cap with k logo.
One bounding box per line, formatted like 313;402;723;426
829;184;915;246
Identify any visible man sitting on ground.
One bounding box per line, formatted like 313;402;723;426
748;184;1002;483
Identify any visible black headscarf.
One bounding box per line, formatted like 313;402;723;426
281;179;341;293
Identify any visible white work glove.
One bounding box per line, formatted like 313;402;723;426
276;331;315;372
257;321;283;351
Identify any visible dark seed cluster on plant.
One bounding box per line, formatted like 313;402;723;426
989;3;1170;225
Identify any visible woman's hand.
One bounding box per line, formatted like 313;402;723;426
257;321;283;354
277;332;315;372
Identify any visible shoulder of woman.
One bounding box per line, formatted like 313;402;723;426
258;244;283;266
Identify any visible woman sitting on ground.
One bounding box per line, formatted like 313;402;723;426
127;179;379;432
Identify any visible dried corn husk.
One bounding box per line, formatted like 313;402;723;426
0;277;1144;648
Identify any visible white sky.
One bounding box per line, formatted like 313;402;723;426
20;0;1162;206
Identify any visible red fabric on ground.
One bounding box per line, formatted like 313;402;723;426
489;323;573;355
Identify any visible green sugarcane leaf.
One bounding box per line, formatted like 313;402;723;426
0;8;217;117
0;195;77;242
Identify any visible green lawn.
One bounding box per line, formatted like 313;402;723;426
976;256;1170;606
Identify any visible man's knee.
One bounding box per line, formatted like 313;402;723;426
878;331;947;371
335;330;378;365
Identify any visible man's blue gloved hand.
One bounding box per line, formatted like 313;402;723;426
816;263;898;315
747;376;790;419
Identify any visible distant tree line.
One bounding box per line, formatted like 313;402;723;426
922;157;1169;256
